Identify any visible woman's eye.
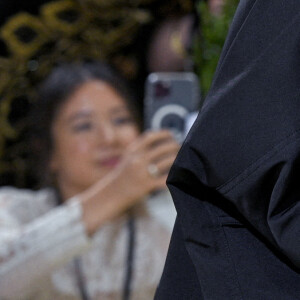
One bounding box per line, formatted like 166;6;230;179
113;116;134;126
72;122;93;132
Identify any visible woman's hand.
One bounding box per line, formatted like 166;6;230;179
116;130;180;198
80;130;180;235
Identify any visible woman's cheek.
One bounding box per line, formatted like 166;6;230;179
78;140;92;153
122;127;140;144
69;137;92;156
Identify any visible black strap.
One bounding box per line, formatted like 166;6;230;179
122;214;136;300
74;213;136;300
74;258;90;300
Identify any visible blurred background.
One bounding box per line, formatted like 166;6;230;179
0;0;239;189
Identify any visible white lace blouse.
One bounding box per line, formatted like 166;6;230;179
0;187;176;300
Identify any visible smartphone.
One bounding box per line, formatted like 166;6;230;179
144;72;200;143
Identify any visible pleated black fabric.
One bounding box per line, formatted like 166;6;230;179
155;0;300;299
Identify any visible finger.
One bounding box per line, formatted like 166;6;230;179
155;155;177;175
152;175;169;191
129;130;173;152
147;141;180;163
147;156;175;181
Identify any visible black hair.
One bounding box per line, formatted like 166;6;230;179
30;61;141;187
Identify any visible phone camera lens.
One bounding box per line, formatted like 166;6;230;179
155;81;170;98
161;114;184;131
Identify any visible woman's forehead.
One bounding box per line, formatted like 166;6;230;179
59;80;128;116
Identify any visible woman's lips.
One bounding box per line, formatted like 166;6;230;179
99;156;121;167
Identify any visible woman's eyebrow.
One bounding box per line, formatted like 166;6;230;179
67;110;93;122
110;106;129;114
65;106;129;123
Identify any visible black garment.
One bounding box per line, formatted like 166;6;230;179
155;0;300;299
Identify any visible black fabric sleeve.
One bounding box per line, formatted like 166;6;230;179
167;0;300;269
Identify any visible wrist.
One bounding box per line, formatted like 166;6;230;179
79;175;132;236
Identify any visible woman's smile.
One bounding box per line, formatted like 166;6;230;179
97;155;121;168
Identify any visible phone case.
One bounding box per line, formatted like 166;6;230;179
144;72;200;142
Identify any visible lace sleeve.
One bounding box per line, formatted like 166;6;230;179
0;191;91;299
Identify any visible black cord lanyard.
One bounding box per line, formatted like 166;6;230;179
74;258;90;300
122;214;135;300
74;214;136;300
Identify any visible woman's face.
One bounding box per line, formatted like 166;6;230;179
50;80;140;198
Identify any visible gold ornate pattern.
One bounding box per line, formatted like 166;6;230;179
1;13;48;58
0;0;193;187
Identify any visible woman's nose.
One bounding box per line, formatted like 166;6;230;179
97;123;118;146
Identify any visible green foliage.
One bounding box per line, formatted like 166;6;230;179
193;0;239;97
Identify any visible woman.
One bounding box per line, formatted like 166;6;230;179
0;62;178;300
